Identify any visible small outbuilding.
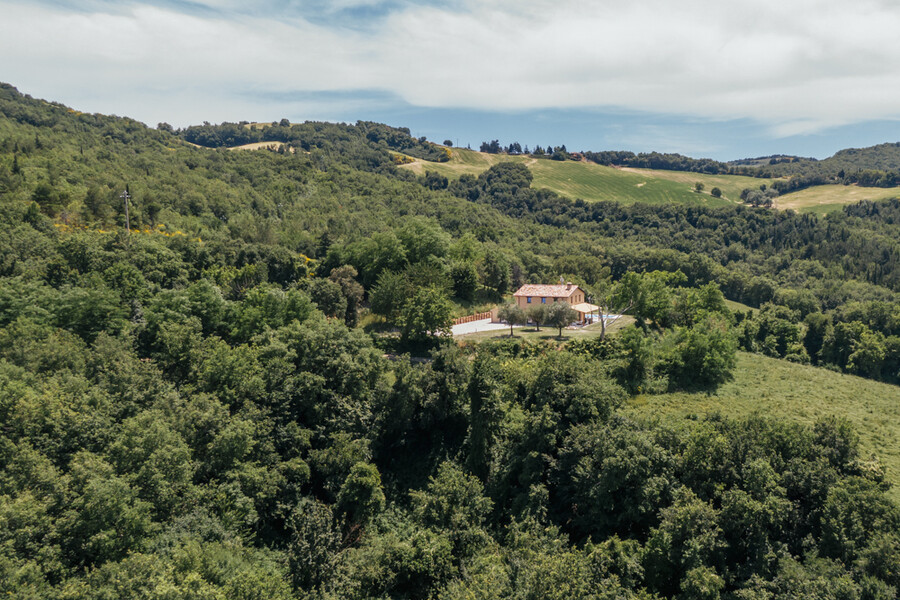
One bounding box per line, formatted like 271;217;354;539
570;302;601;324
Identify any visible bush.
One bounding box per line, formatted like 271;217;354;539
662;314;737;389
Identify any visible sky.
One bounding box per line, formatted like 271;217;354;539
3;0;900;160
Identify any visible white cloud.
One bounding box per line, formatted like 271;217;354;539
2;0;900;136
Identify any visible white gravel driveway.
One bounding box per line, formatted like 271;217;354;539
451;318;515;336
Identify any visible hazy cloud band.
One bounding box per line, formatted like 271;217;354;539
2;0;899;137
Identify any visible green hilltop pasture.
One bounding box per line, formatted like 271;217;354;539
400;148;759;206
400;148;899;212
624;352;900;500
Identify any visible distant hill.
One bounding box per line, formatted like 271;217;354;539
577;143;900;189
482;142;900;189
474;141;900;198
400;148;770;207
399;147;900;214
728;154;811;167
179;119;451;162
738;142;900;189
159;102;900;202
755;142;900;174
183;118;900;192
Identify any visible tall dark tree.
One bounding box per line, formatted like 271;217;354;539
329;265;364;327
466;355;501;481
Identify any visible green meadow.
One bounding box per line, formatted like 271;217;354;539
401;148;898;212
776;183;900;214
624;352;900;500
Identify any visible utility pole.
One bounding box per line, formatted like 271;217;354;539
120;189;131;233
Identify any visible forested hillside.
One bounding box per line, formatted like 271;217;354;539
2;83;900;599
741;143;900;186
179;119;451;163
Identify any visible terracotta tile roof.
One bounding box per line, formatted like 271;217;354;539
513;284;580;298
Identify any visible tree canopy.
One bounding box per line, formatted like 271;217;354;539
0;81;899;599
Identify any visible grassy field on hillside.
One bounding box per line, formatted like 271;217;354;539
616;167;778;203
775;184;899;214
228;141;286;151
527;161;745;207
400;148;896;213
401;149;756;206
624;352;900;499
400;148;518;177
724;299;758;314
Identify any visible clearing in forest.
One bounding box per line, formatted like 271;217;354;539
228;141;287;151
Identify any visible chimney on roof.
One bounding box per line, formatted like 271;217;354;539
566;281;572;290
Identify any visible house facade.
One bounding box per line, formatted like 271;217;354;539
512;282;585;309
512;282;602;325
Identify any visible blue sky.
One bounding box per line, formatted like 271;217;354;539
3;0;900;160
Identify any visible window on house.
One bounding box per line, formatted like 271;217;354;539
541;297;546;304
526;297;531;303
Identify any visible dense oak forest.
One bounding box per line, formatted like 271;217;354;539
2;83;900;599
